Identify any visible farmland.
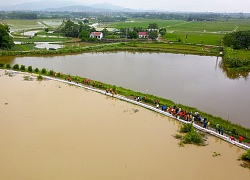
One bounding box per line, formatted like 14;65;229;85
106;18;250;46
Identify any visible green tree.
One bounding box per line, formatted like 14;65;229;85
148;23;158;30
0;24;14;50
79;24;96;33
223;30;250;49
59;20;79;38
128;31;138;39
79;30;90;41
102;28;109;37
83;19;89;24
159;28;166;36
147;30;158;40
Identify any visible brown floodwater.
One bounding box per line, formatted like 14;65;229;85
1;52;250;128
0;71;249;179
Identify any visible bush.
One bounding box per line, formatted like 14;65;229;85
6;64;11;69
49;70;54;76
12;64;19;70
37;75;43;80
28;66;32;72
183;130;203;145
174;134;182;139
20;65;26;71
41;68;47;74
0;62;4;67
241;149;250;162
34;68;39;73
180;123;194;133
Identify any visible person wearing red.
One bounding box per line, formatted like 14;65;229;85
239;135;243;143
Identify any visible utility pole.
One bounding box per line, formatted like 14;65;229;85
126;28;128;41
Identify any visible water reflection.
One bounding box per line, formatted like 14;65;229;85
219;61;249;80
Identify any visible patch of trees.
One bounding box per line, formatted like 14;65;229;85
0;24;14;50
98;16;127;22
118;23;159;40
223;30;250;49
1;12;37;19
58;20;96;41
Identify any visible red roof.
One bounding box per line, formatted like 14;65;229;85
139;32;147;36
92;32;102;36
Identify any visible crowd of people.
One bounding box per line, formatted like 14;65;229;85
144;98;245;144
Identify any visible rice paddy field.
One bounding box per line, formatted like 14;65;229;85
0;19;64;31
110;18;250;45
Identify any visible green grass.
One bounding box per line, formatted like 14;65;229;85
164;31;221;45
237;49;250;60
0;19;63;31
109;19;183;29
13;36;71;42
11;44;36;51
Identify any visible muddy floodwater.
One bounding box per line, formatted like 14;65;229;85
0;71;249;179
2;52;250;128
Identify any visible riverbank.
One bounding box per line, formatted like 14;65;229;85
0;70;249;179
0;41;221;57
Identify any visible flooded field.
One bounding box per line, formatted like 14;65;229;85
0;72;249;179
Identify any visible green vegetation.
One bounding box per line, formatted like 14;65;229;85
12;64;19;70
0;24;14;50
0;41;221;57
223;30;250;49
28;66;33;72
179;123;204;146
241;149;250;162
222;47;250;71
222;30;250;71
174;134;182;139
20;65;26;71
37;74;43;80
41;68;47;74
180;123;194;133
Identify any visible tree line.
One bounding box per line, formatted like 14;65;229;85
0;24;14;50
223;30;250;50
58;20;165;41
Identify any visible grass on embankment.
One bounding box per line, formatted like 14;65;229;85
1;41;221;57
1;62;250;144
222;47;250;72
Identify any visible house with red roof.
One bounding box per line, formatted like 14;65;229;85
138;32;148;38
90;32;103;40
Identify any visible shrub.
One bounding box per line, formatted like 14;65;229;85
12;64;19;70
6;64;11;69
35;68;39;73
41;68;47;74
49;70;54;76
183;130;203;145
20;65;26;71
180;123;193;133
174;134;182;139
0;62;4;67
241;149;250;162
28;66;32;72
23;76;29;81
37;75;43;80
